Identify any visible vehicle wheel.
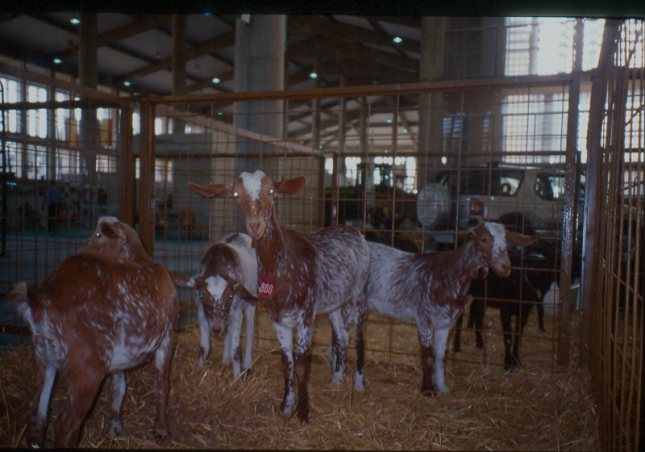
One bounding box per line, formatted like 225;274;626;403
498;213;535;236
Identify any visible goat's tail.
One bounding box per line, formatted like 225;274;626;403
8;281;38;328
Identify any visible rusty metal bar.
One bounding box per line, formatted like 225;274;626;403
149;73;582;104
138;98;156;258
580;19;622;369
0;62;129;105
557;75;579;367
118;104;135;226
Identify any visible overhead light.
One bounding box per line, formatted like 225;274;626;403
53;58;62;64
123;81;131;87
309;72;318;79
392;36;403;44
70;17;80;25
212;77;221;84
218;111;223;115
386;118;392;124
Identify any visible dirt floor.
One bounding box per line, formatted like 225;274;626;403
0;307;599;450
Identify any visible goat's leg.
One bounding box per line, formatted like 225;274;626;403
226;303;244;377
353;300;367;391
471;300;485;348
417;319;435;394
107;372;128;437
242;303;256;372
328;309;349;385
537;300;545;332
272;322;295;417
295;318;314;423
454;314;463;352
27;356;56;448
53;366;104;448
433;326;451;394
196;300;210;366
500;309;519;371
152;331;173;440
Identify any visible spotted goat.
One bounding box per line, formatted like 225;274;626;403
8;217;179;448
171;232;259;375
360;221;537;394
189;170;370;422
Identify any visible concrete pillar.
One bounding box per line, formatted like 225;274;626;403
417;16;446;189
172;14;187;133
234;14;285;173
79;13;98;188
232;15;285;233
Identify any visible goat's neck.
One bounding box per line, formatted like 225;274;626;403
454;240;486;283
253;211;286;273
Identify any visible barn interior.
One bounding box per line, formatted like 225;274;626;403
0;10;643;451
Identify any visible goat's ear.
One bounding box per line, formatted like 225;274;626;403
99;220;122;239
274;176;306;195
233;283;259;304
506;230;539;247
189;182;234;198
169;272;195;288
463;229;477;242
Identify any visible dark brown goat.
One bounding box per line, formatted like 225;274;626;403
189;170;370;422
8;217;179;448
362;222;537;394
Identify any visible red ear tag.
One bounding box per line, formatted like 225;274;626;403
259;272;275;298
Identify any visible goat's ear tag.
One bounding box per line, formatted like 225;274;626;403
259;272;275;298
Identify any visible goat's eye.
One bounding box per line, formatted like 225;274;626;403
481;238;488;243
233;192;239;198
269;188;274;195
229;293;234;298
96;232;101;237
198;293;204;299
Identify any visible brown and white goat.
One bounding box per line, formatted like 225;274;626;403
8;217;179;448
189;170;370;422
171;232;259;375
362;221;537;394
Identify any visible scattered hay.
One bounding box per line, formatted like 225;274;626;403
0;309;599;450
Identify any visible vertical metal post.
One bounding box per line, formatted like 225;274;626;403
118;104;135;226
557;75;579;367
580;20;621;368
138;98;156;257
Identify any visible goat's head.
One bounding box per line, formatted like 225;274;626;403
188;170;307;240
172;273;258;337
80;217;152;263
464;221;539;278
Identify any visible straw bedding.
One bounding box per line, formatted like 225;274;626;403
0;306;599;450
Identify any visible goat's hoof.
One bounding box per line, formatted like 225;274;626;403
296;409;310;423
108;420;127;438
421;386;436;396
280;402;294;416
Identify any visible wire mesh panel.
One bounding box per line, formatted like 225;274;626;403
586;19;643;452
0;66;129;351
129;75;585;372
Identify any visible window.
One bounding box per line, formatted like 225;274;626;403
0;76;21;133
27;84;48;138
2;140;23;178
505;18;606;76
135;158;173;184
26;144;48;180
56;149;80;177
96;155;117;173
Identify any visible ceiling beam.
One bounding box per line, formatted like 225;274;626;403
289;16;420;55
114;30;235;84
55;14;173;61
